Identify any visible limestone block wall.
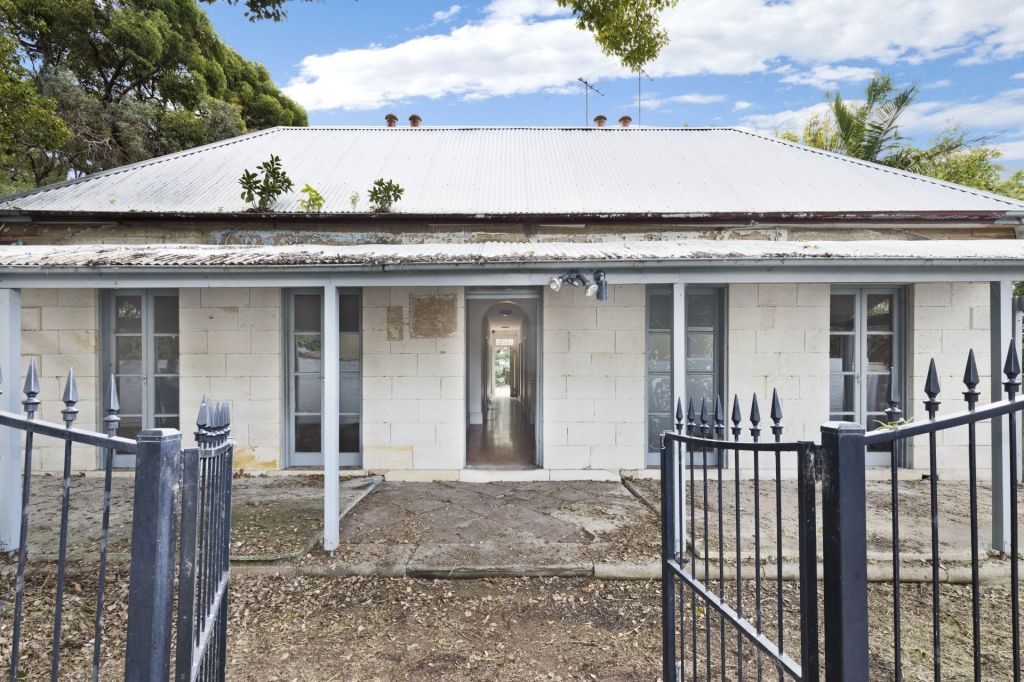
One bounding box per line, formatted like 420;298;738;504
179;288;282;470
20;289;100;471
727;283;830;466
362;286;465;471
908;282;992;471
542;284;646;471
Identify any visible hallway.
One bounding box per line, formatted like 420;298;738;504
466;387;536;468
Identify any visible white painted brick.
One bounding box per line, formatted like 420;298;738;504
913;283;952;308
416;353;461;377
441;376;465;400
590;446;643;470
545;352;593;377
201;288;250;308
210;376;250;400
392;376;441;400
248;288;282;308
615;376;643;400
237;307;279;331
611;285;646;307
58;289;96;308
182;353;225;377
21;307;40;331
545;399;595;422
543;422;568;446
207;331;252;354
596;306;643;330
42;307;95;330
615;329;644;354
364;353;418;377
362;287;390;307
757;284;798;307
544;446;591;469
569;330;616;353
594;399;642;423
391;422;436;446
591;352;643;376
413;445;461;469
729;284;758;308
22;289;58;307
225;354;279;377
250;376;280;401
567;422;615;446
796;284;830;307
544;307;597;330
181;307;238;332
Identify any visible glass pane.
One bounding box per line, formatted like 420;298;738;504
648;293;672;331
867;295;893;332
118;416;142;441
153;377;179;416
647;376;672;413
648;414;671;453
295;415;321;453
866;374;890;414
687;292;717;330
829;375;856;414
294;334;322;372
647;334;671;373
154;336;179;374
115;336;143;374
866;335;893;371
829;413;856;423
686;374;714;408
686;333;715;372
155;416;179;430
340;374;360;412
830;295;855;332
153;296;179;334
340;415;360;453
116;376;143;414
340;334;360;363
115;296;143;334
295;375;321;414
340;294;360;333
294;294;322;333
829;335;855;373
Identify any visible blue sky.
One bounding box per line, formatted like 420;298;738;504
204;0;1024;169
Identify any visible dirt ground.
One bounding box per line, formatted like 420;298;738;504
3;571;1020;681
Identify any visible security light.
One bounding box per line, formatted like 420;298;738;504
548;276;562;292
585;282;599;297
594;271;608;301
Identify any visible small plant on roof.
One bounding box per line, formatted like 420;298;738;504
368;178;404;213
239;154;294;211
298;183;325;213
349;191;360;210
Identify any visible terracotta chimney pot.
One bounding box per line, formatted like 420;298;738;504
618;115;632;128
593;115;607;127
409;114;422;128
385;113;398;127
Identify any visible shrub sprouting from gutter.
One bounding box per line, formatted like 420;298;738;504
239;155;294;211
299;183;325;212
368;178;404;213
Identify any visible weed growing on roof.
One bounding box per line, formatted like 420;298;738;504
349;191;360;210
239;154;294;211
368;178;404;212
298;183;324;212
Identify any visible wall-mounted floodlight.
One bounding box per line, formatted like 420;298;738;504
593;271;608;301
548;276;562;292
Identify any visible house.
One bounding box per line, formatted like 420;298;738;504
0;122;1022;550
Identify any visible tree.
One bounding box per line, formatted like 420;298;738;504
0;0;307;185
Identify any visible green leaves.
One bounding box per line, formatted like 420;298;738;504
239;154;294;211
556;0;678;71
368;178;405;213
298;183;324;213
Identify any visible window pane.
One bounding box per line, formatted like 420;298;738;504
829;335;855;373
648;414;671;453
648;293;672;331
340;334;360;364
866;374;890;414
294;294;322;333
116;337;143;374
295;415;321;453
294;334;322;372
153;377;179;416
117;416;142;441
340;294;360;333
867;295;893;332
648;375;672;413
829;375;856;414
340;374;360;412
686;333;715;372
340;415;360;453
115;296;143;334
866;335;892;371
295;375;321;414
116;376;143;415
155;416;179;430
153;296;179;334
154;336;179;374
830;295;855;332
687;292;717;330
647;333;671;373
686;374;714;407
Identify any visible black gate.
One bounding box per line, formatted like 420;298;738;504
660;391;819;681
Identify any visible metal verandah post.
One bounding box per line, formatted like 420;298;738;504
661;436;677;682
124;429;182;681
820;422;869;682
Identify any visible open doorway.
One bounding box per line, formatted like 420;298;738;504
466;290;540;468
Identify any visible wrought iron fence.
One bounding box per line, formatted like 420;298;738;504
660;391;819;682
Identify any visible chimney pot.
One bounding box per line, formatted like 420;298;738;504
385;113;398;127
593;115;607;127
409;114;422;128
618;115;632;128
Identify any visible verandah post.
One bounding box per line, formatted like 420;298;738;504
322;285;341;552
0;287;21;551
992;280;1015;553
124;428;181;681
660;436;677;682
820;421;869;682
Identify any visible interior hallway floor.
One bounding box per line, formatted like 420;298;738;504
466;387;536;468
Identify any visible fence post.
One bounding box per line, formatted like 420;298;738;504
124;428;182;681
819;422;869;682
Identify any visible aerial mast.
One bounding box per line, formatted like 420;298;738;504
637;67;653;126
578;77;605;126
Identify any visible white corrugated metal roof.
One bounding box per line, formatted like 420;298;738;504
1;240;1022;269
1;127;1022;217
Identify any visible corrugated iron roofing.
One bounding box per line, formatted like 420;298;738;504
1;127;1023;217
1;240;1023;269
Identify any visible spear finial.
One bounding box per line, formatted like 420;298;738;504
61;368;79;427
924;358;941;419
963;350;980;411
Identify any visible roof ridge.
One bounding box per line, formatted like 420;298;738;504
732;127;1024;209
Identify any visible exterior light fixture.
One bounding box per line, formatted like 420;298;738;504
548;276;562;292
593;271;608;301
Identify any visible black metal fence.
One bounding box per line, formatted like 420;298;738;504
1;360;234;682
661;340;1024;681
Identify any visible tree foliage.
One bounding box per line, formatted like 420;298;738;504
203;0;316;22
780;74;1024;202
557;0;678;70
0;0;307;188
368;178;404;213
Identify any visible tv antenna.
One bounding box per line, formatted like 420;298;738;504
578;76;605;126
637;68;653;126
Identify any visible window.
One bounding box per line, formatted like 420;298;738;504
103;291;180;467
645;286;726;466
286;289;362;467
830;288;904;465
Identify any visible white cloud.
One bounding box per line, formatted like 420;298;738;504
903;88;1024;132
286;0;1024;112
740;103;831;134
633;92;726;111
432;4;462;23
997;139;1024;160
733;100;753;111
780;65;876;89
1014;72;1024;80
924;79;953;89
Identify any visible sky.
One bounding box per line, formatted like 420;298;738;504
203;0;1024;170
